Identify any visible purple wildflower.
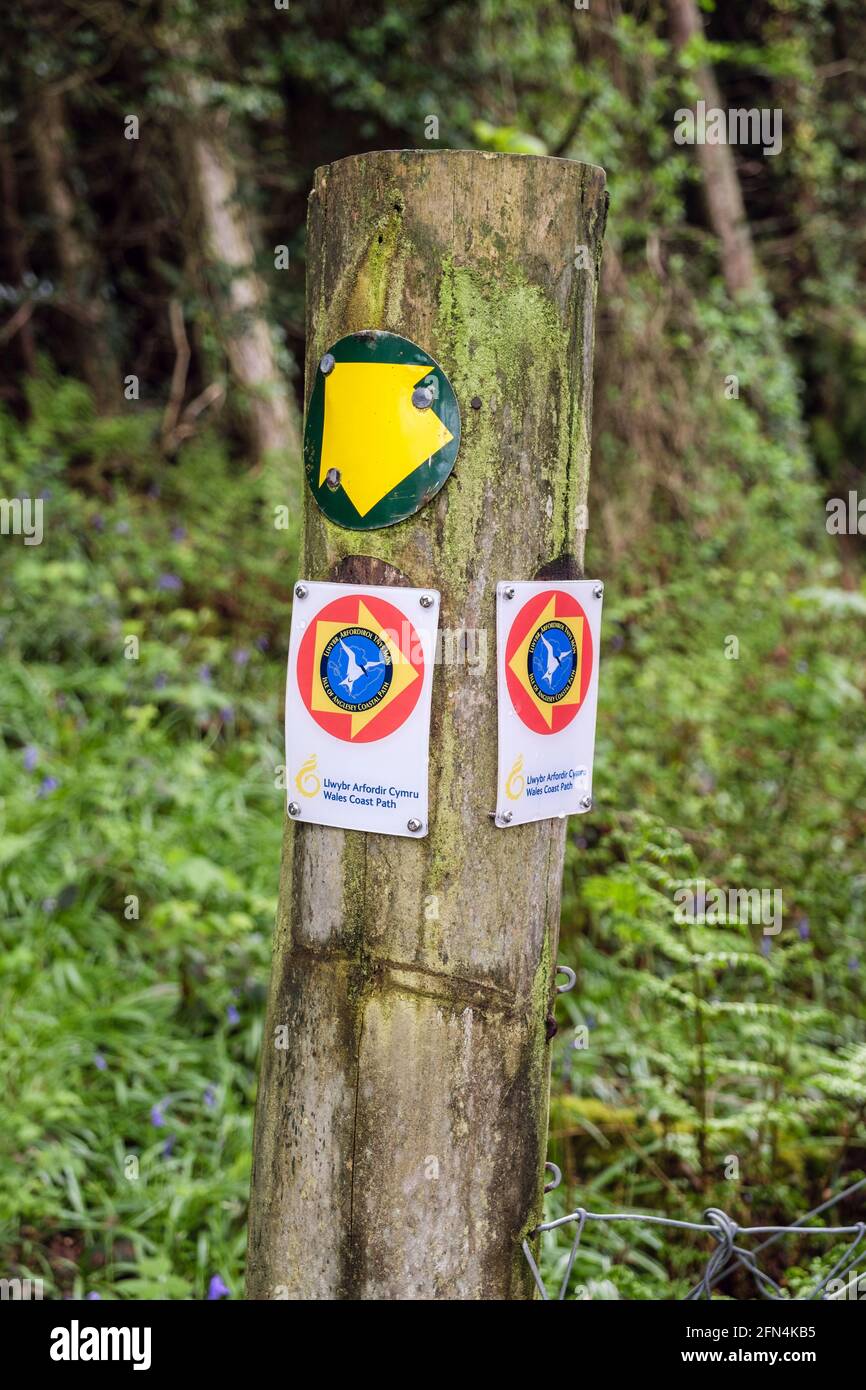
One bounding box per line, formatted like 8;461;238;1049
232;648;250;667
255;635;269;652
760;936;772;957
150;1103;166;1127
797;917;810;941
23;745;39;771
219;706;234;724
198;665;212;684
207;1274;230;1300
226;1004;240;1026
85;1292;102;1301
157;573;182;592
203;1086;217;1109
153;674;168;690
171;525;187;541
849;957;860;973
38;776;60;796
162;1134;176;1158
94;1053;107;1071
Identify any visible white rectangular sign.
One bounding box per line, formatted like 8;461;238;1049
495;579;603;828
285;580;439;837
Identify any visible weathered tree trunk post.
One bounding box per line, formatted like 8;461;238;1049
247;150;606;1300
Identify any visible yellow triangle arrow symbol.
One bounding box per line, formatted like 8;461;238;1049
319;362;454;518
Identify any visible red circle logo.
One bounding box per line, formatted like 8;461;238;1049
504;588;593;735
297;592;424;743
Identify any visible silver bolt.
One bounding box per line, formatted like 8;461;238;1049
295;583;308;599
325;467;341;490
412;385;434;410
579;795;593;811
419;594;434;609
503;585;515;600
320;353;335;375
499;810;513;824
288;801;300;816
407;817;422;833
592;583;604;599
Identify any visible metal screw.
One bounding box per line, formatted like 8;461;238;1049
412;385;434;410
579;795;593;811
419;594;434;609
295;583;308;599
325;467;341;490
320;353;335;375
407;818;422;833
499;810;513;824
503;585;515;600
288;802;300;816
592;582;604;599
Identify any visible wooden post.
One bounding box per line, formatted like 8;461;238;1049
247;150;607;1300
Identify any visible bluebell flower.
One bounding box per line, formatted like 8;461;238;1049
94;1053;107;1071
23;745;39;771
158;573;182;591
38;776;60;796
207;1274;230;1300
150;1103;166;1127
226;1005;240;1026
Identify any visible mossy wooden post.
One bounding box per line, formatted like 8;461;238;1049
247;150;607;1300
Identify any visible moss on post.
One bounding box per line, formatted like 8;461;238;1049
247;150;607;1300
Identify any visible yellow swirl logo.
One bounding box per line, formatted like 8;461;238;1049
505;754;525;801
295;754;321;798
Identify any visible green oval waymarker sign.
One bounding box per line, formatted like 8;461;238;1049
303;330;461;530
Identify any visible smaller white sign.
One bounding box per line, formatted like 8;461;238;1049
495;579;603;828
285;580;439;837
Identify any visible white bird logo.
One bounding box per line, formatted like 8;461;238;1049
538;632;568;689
338;639;384;694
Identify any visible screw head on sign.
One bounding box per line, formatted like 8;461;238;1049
407;818;422;833
503;585;515;600
592;582;604;599
500;810;513;824
295;584;308;599
419;594;434;609
288;802;300;816
320;353;335;375
412;385;434;410
579;795;593;811
325;467;341;490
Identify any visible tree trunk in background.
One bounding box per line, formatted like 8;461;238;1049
0;133;37;375
29;86;120;410
177;73;300;465
247;149;607;1299
668;0;757;296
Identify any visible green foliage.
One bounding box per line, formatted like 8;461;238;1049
0;386;295;1298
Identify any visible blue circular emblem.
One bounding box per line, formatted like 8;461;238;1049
320;626;392;713
527;620;577;704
